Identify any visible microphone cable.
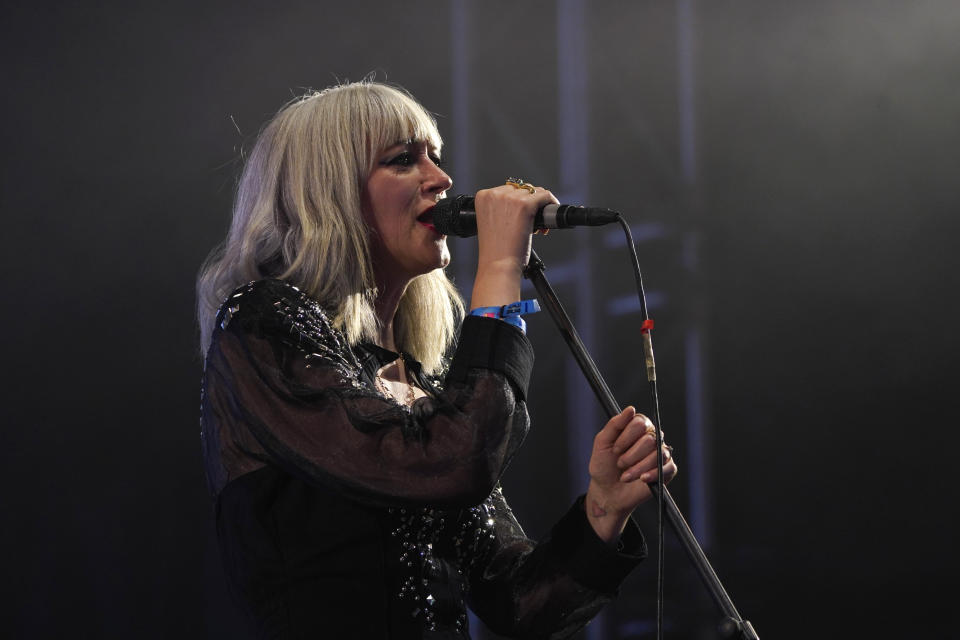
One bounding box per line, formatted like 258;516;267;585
616;213;667;640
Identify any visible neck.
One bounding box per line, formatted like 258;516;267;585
373;273;411;353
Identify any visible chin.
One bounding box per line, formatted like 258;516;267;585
438;247;451;270
430;238;451;270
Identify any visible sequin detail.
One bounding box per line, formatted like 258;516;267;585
216;280;364;389
390;506;446;631
453;489;500;578
388;487;502;633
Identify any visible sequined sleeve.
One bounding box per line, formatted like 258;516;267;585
201;279;533;509
464;489;647;638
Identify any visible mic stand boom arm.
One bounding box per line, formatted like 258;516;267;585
523;249;758;640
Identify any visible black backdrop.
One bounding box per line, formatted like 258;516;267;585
3;1;958;638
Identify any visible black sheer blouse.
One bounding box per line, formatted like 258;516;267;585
201;279;646;639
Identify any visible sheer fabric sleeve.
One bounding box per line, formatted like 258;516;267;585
464;488;647;639
201;280;534;509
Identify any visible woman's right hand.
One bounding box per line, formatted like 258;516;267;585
469;183;558;310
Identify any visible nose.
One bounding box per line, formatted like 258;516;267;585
422;159;453;196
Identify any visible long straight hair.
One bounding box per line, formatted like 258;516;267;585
196;81;463;374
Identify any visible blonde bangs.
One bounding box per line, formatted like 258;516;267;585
360;86;443;169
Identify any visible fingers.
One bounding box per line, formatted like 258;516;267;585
619;445;677;483
615;425;660;466
611;412;656;456
607;412;677;483
472;185;542;275
530;185;557;235
474;183;558;231
594;406;636;448
529;184;558;235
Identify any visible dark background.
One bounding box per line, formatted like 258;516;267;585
3;1;957;638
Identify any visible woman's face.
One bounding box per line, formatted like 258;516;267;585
362;139;453;284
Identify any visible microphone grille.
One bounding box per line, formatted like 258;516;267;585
432;194;477;237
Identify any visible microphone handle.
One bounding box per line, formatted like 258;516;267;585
437;195;619;236
541;204;621;229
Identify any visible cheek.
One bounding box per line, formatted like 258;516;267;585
363;209;400;246
361;179;400;236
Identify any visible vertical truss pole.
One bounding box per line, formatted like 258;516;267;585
555;0;593;505
450;3;481;636
677;0;713;549
451;0;476;298
556;2;605;640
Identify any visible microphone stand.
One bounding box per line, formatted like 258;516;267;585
524;248;758;640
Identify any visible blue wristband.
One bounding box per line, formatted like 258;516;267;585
469;299;540;334
501;315;527;332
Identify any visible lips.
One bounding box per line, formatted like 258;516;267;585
416;206;439;234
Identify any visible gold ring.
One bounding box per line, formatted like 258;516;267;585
505;177;537;194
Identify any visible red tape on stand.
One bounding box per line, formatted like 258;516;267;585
641;319;655;334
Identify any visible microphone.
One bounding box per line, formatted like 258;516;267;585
432;194;621;238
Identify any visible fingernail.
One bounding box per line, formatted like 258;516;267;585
621;471;633;481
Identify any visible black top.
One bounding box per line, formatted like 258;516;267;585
201;279;646;639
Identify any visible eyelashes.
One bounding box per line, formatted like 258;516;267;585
384;151;414;167
381;148;444;169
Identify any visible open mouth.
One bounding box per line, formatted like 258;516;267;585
416;207;438;233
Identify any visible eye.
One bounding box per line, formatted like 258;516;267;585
383;151;414;167
429;153;444;168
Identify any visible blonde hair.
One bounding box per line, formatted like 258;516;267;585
197;81;463;374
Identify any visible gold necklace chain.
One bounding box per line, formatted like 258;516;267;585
375;356;416;406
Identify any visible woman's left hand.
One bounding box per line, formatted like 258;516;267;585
585;406;678;544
